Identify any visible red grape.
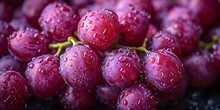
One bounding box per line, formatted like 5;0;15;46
60;86;95;110
142;49;185;92
117;83;156;110
0;20;14;57
39;2;80;42
96;81;122;108
183;50;218;89
150;31;182;58
22;0;55;28
60;46;102;90
8;28;49;62
0;55;26;75
0;71;29;110
116;5;150;46
25;55;65;99
0;2;13;22
102;48;140;88
78;9;120;50
164;19;201;56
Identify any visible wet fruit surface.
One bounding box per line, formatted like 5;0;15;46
78;9;120;50
102;48;140;89
8;28;49;62
60;46;102;90
0;71;29;110
25;55;64;99
1;0;220;110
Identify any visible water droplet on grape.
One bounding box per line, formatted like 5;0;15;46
29;63;35;69
123;99;128;106
119;56;126;62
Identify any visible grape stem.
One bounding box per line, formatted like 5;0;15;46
112;38;149;53
199;35;218;51
49;37;83;57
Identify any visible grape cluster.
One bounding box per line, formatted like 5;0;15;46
0;0;220;110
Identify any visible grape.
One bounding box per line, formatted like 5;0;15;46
156;74;189;103
145;24;158;43
77;9;120;50
0;20;14;57
213;43;220;72
94;0;118;12
39;2;80;42
0;55;26;75
9;18;32;31
177;0;219;28
0;2;13;22
151;0;173;25
3;0;24;7
117;83;156;110
162;6;199;27
142;49;185;92
8;28;49;62
102;48;140;88
183;50;218;88
152;0;173;13
150;31;182;58
0;71;29;110
96;81;122;108
116;0;155;21
70;0;92;8
25;54;65;99
22;0;55;28
60;45;102;90
164;19;202;56
116;5;150;46
60;86;95;110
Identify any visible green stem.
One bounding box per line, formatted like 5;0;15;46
199;35;218;51
111;38;149;53
49;37;83;57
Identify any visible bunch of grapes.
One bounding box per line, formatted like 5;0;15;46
0;0;220;110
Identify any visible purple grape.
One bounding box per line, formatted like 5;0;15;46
39;2;80;42
164;19;202;56
96;81;122;108
22;0;55;28
93;0;118;12
3;0;24;7
156;74;189;103
183;50;218;88
25;54;65;99
77;9;120;50
151;0;173;25
0;20;14;57
145;24;158;43
102;48;140;88
117;83;156;110
152;0;173;13
150;31;182;58
0;2;13;22
71;0;92;8
116;5;150;46
142;49;185;92
60;86;95;110
8;28;49;62
60;46;102;90
9;18;32;31
0;71;29;110
162;6;199;27
116;0;155;21
177;0;219;28
213;43;220;72
0;55;26;74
